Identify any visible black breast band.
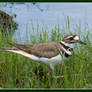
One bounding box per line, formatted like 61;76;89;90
59;42;70;49
59;42;73;58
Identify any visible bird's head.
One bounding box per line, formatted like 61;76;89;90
61;34;86;48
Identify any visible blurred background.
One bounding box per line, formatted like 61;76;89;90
0;3;92;43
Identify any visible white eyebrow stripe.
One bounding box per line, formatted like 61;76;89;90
66;36;73;39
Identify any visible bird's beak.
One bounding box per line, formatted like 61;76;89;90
77;40;86;45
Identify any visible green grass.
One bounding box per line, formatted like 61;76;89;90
0;18;92;88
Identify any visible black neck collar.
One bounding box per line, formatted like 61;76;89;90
60;42;70;50
60;41;73;58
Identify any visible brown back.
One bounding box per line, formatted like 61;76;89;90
8;41;65;58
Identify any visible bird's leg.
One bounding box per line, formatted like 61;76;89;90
53;69;64;79
47;66;54;77
54;54;65;79
47;66;54;87
48;71;63;79
47;64;63;79
51;66;63;79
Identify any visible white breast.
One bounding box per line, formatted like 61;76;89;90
39;54;62;65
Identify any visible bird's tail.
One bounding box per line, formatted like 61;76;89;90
0;42;31;57
0;48;17;51
0;47;29;57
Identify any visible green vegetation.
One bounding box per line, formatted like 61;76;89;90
0;17;92;88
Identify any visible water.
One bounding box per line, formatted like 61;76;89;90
0;3;92;43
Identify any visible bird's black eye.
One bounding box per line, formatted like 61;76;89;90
69;37;73;40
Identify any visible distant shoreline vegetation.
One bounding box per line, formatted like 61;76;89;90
0;10;18;36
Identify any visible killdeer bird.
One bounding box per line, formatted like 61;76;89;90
0;34;85;78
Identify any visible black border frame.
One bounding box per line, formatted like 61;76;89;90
0;1;92;91
0;0;92;2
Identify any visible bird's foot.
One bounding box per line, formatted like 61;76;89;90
53;75;64;79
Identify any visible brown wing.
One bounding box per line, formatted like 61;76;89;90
7;41;63;58
30;42;61;58
7;42;33;50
